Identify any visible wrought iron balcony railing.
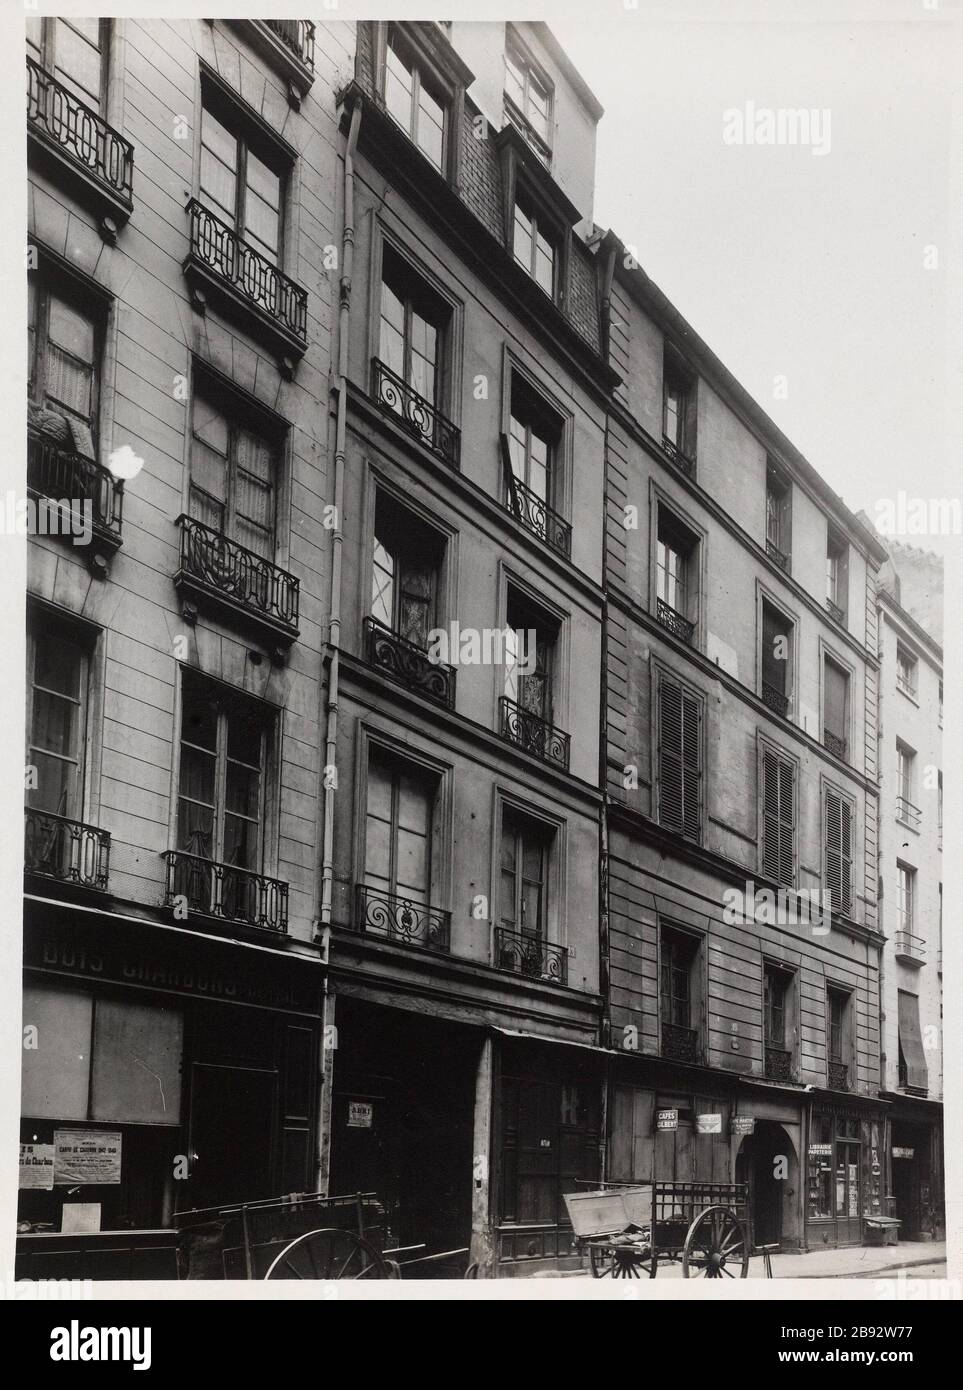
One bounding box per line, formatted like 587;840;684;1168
499;696;570;770
894;929;925;966
184;199;308;359
826;598;845;624
24;808;110;891
661;434;695;478
765;1045;793;1082
264;19;316;71
506;475;572;559
762;681;790;718
163;850;288;933
175;515;300;639
27;426;123;548
828;1060;849;1092
896;795;921;830
494;926;568;984
823;728;847;761
355;883;451;952
363;617;456;707
656;599;694;643
371;358;460;465
27;57;134;230
661;1021;699;1064
766;538;789;572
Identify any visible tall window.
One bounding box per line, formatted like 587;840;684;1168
383;30;446;171
504;35;552;159
896;644;917;698
660;927;698;1030
499;809;550;945
895;743;916;824
827;529;848;617
656;509;698;639
766;463;791;563
370;497;442;650
897;863;915;935
507;378;559;510
28;277;101;449
761;600;793;712
823;657;849;759
513;195;556;297
658;675;702;840
379;246;448;407
824;788;853;916
505;590;556;725
657;523;687;616
663;354;694;460
828;988;849;1063
27;17;108;114
364;747;438;910
764;966;789;1047
762;747;795;887
200;94;284;266
189;392;277;560
27;623;89;819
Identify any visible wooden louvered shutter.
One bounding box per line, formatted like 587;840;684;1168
659;678;701;840
763;749;794;887
825;790;852;915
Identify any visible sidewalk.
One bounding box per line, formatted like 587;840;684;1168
539;1241;946;1279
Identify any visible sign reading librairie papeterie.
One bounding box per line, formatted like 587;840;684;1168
656;1109;678;1131
53;1130;122;1186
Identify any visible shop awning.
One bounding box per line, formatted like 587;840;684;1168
897;991;929;1091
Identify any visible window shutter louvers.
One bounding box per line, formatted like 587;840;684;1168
762;749;795;886
825;790;853;915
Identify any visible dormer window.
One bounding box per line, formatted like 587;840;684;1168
513;192;556;296
383;27;446;172
504;33;552;162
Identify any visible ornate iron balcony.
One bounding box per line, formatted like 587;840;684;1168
355;883;451;952
264;19;315;71
766;538;789;572
661;1021;698;1064
661;434;695;477
656;599;694;643
895;929;926;966
163;850;288;933
371;358;460;466
762;681;790;718
364;617;456;708
175;515;300;642
184;199;307;362
506;475;572;558
826;598;845;624
499;696;570;770
823;728;847;761
896;795;921;830
828;1060;849;1091
27;57;133;235
494;926;568;984
765;1045;793;1082
24;808;110;891
27;426;123;547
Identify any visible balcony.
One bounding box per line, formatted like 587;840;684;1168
264;20;315;71
823;728;847;761
828;1060;849;1092
896;795;921;831
174;515;299;654
894;930;926;966
232;22;316;106
183;199;308;373
762;681;790;718
506;476;572;559
826;598;846;625
765;1045;793;1083
661;1022;699;1064
656;599;694;644
371;358;460;466
27;425;123;574
27;57;134;242
499;696;570;771
661;434;695;478
494;927;568;984
24;808;110;892
355;883;451;953
766;538;789;572
163;850;288;934
363;617;456;708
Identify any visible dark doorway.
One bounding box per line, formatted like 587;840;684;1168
738;1122;794;1247
186;1063;277;1210
892;1122;928;1239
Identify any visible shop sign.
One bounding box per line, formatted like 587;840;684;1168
808;1143;832;1156
892;1147;915;1159
19;1142;54;1190
347;1102;373;1129
731;1116;755;1136
53;1130;122;1185
656;1109;678;1132
696;1113;722;1134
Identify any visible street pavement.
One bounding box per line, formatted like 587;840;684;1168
540;1241;947;1280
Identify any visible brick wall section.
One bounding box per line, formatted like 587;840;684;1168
567;240;601;354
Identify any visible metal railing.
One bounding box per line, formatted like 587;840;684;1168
661;1021;699;1064
656;598;694;643
177;515;299;630
499;696;570;770
371;358;460;466
506;475;572;558
24;808;110;890
828;1060;849;1092
355;883;451;952
823;728;847;761
895;795;921;830
762;681;790;717
163;850;288;933
661;434;695;477
894;929;926;965
263;19;315;71
28;427;123;538
363;617;456;707
27;57;134;208
826;598;845;624
494;926;568;984
766;538;789;572
765;1045;793;1082
186;198;307;343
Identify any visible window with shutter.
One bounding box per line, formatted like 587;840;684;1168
823;658;848;753
762;748;795;887
824;789;853;916
659;677;702;841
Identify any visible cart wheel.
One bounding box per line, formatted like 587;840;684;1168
681;1206;749;1279
263;1227;390;1280
589;1245;648;1278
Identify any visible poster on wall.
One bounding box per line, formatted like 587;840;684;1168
656;1109;679;1132
53;1130;122;1186
696;1113;722;1134
19;1143;54;1190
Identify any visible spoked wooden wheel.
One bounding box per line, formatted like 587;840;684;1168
681;1206;749;1279
264;1227;391;1280
589;1243;651;1278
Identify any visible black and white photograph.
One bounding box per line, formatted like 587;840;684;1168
0;0;960;1349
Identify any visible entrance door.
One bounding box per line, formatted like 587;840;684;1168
185;1063;277;1210
834;1139;861;1244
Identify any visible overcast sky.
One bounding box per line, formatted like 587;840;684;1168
552;2;958;552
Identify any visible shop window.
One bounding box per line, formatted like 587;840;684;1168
657;674;702;841
199;83;287;268
824;787;853;916
189;387;279;562
499;1073;599;1228
26;17;109;114
761;746;795;887
504;31;553;161
383;26;447;172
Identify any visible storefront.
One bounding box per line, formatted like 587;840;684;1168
883;1093;945;1241
805;1097;888;1249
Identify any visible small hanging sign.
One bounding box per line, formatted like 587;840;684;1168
731;1115;755;1136
696;1113;723;1135
656;1109;679;1132
347;1102;373;1129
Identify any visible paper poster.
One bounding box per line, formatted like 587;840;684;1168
61;1203;102;1234
53;1130;122;1186
731;1116;755;1135
19;1143;55;1190
696;1113;722;1134
347;1102;372;1129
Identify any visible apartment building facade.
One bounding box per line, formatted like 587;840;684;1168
876;541;944;1240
